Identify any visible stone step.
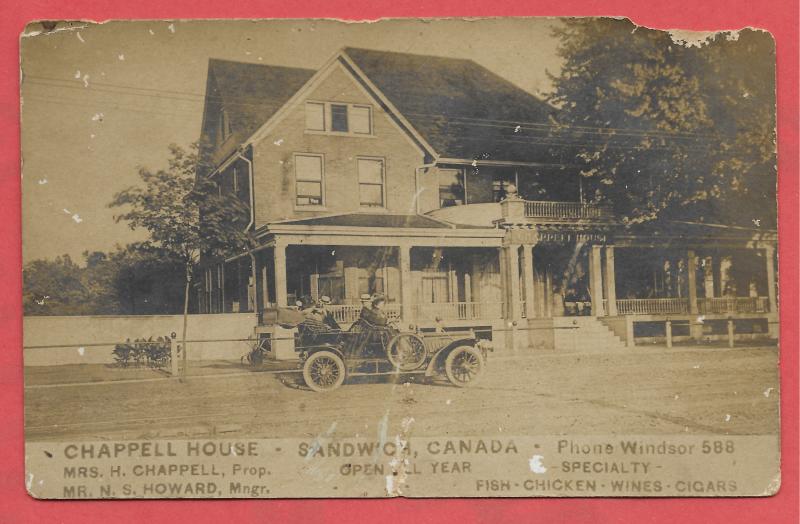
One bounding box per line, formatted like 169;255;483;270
550;316;627;352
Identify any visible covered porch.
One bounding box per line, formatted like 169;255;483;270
216;217;510;328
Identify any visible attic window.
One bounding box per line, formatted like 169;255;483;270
305;101;373;136
331;104;348;132
305;102;325;131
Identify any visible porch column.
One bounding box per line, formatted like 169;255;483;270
260;261;269;309
712;256;723;297
521;245;537;319
765;245;777;313
687;249;698;314
343;254;360;303
589;245;605;316
398;244;413;322
603;246;617;316
504;244;521;320
274;243;288;307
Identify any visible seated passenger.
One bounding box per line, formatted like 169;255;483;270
359;294;389;327
316;295;341;331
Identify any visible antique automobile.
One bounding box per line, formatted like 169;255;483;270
297;317;491;392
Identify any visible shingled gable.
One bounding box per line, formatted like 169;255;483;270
199;58;315;168
341;47;558;164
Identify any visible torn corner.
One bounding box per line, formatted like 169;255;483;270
22;21;91;39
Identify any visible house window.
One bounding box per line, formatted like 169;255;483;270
492;172;518;202
331;104;349;132
318;276;344;303
439;169;465;207
357;158;385;207
294;154;324;206
358;268;385;297
305;101;373;135
351;105;372;134
305;102;325;131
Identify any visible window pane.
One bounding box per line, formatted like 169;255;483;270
351;106;371;134
358;159;383;184
295;155;322;181
359;184;383;206
331;104;348;132
297;181;322;198
439;169;465;207
305;102;325;131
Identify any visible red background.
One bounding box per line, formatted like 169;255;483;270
1;1;797;522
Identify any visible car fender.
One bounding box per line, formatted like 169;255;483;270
424;337;478;376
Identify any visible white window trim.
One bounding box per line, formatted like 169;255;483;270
293;152;326;209
356;156;387;210
304;100;375;137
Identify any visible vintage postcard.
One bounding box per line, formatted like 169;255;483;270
21;17;779;498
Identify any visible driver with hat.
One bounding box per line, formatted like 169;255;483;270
358;293;388;327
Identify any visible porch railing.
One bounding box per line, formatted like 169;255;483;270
617;298;690;315
524;200;614;221
697;297;770;314
616;297;770;315
328;304;402;324
412;302;505;321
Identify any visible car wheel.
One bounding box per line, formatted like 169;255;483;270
386;333;427;371
444;346;484;387
303;351;346;392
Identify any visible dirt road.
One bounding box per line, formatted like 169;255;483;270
24;346;780;442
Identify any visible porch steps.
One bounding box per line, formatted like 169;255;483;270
548;316;628;353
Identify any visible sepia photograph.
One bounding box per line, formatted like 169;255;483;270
21;17;780;498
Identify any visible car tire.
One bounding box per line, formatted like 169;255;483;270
303;351;346;392
444;346;484;387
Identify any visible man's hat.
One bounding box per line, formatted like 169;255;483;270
319;295;331;304
360;294;372;301
370;293;386;305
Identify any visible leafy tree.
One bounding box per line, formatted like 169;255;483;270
23;247;192;316
546;19;776;227
110;144;252;376
23;255;90;315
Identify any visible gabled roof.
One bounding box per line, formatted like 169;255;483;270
200;59;315;165
342;47;557;164
201;49;560;168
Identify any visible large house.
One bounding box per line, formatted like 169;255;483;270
195;48;778;350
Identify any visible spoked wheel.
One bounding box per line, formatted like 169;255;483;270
444;346;484;387
386;333;427;371
303;351;346;392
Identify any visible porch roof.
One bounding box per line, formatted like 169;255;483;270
272;213;457;229
615;220;778;247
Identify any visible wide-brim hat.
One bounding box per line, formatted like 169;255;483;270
319;295;332;304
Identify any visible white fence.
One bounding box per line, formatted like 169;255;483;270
697;297;770;314
327;304;402;324
616;298;690;315
411;302;504;321
23;314;258;366
524;200;613;221
616;296;770;315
